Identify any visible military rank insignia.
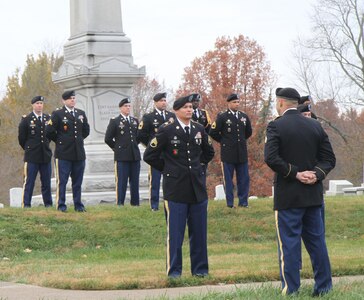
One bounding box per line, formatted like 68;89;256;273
150;137;158;148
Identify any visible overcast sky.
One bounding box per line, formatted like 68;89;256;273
0;0;316;97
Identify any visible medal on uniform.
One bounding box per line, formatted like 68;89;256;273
78;115;84;123
172;149;178;156
241;117;246;125
228;128;231;132
119;122;124;129
121;130;124;134
171;136;180;146
194;132;202;145
63;118;68;131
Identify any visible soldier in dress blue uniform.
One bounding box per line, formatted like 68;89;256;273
299;95;317;119
18;96;53;208
138;92;175;211
105;98;141;206
46;90;90;212
144;95;214;278
209;93;252;208
190;93;211;133
264;87;335;296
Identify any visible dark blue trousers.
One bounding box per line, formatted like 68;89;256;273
222;162;249;207
275;207;332;295
56;159;85;211
115;161;140;206
149;166;162;209
22;162;52;207
164;199;208;277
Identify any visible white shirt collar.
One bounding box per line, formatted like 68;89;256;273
176;117;191;129
120;113;129;120
282;108;297;115
155;108;164;115
33;111;42;118
65;106;74;113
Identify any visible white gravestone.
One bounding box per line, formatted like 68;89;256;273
325;180;353;196
214;184;225;200
9;188;22;207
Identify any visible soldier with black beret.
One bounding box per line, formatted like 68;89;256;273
144;95;214;278
46;90;90;212
18;96;53;208
264;87;335;296
105;98;141;206
297;103;312;118
209;93;252;208
190;93;211;133
299;95;317;119
137;92;175;211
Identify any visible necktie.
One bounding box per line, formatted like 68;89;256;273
235;112;239;119
38;116;42;123
161;112;165;121
70;111;74;117
185;126;190;139
125;117;130;124
194;110;198;119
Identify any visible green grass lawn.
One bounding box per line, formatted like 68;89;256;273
0;196;363;291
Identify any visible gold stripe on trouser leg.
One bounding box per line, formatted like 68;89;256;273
114;161;118;205
148;166;152;207
164;200;171;275
220;162;226;190
21;162;28;208
275;210;288;295
55;159;60;208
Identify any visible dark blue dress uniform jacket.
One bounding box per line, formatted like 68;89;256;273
209;110;252;163
192;109;211;133
137;109;175;146
264;110;336;210
143;120;215;203
46;106;90;161
104;115;141;161
18;112;52;164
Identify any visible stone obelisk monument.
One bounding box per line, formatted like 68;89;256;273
52;0;145;204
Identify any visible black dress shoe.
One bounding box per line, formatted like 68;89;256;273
312;289;331;297
238;205;249;208
151;208;159;211
227;205;236;209
193;273;208;277
58;208;67;213
75;208;86;212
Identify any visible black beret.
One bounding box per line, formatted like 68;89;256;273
173;95;193;110
297;104;311;113
299;95;312;105
275;87;300;101
119;98;131;107
62;90;76;100
153;92;167;101
190;93;201;101
227;93;239;102
31;96;44;104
